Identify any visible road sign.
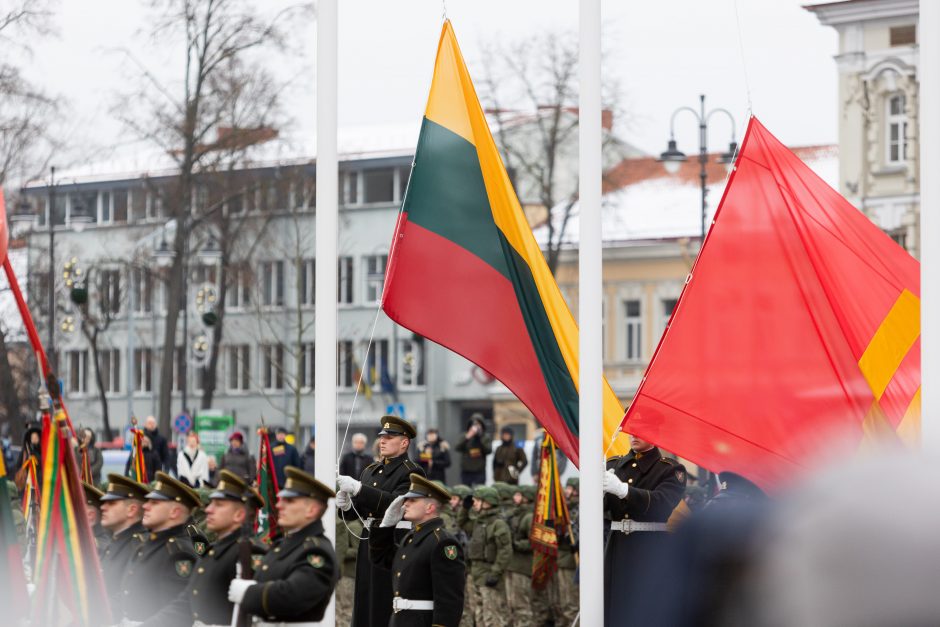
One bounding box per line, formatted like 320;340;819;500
173;413;192;434
386;403;406;419
195;410;235;458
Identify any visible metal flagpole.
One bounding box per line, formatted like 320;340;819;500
315;1;338;625
922;3;939;452
578;0;604;625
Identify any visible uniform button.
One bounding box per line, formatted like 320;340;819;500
378;469;383;474
373;482;378;486
198;567;204;574
263;565;269;571
208;550;214;556
408;539;412;544
627;479;633;484
274;548;280;553
631;463;637;468
401;554;406;560
396;572;401;577
168;538;175;543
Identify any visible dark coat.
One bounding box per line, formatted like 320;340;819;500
100;521;145;612
270;440;301;488
417;439;452;482
492;442;528;484
219;446;256;484
301;444;317;474
144;427;170;473
241;519;338;623
121;523;199;621
455;433;491;474
338;448;373;480
370;517;466;627
349;453;426;627
604;447;686;626
143;531;268;627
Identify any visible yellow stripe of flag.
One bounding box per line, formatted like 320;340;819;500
858;289;919;400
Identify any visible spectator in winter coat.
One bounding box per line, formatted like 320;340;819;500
417;428;452;482
219;432;256;485
492;426;528;484
75;428;103;485
302;436;317;474
176;431;210;487
143;415;170;473
270;427;301;488
206;455;220;487
124;435;161;481
456;413;492;486
338;433;372;480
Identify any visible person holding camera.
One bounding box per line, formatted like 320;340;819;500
492;426;528;485
417;428;452;482
456;414;491;487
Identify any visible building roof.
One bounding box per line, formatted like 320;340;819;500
534;144;839;246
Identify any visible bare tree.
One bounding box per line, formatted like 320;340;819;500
478;30;632;275
117;0;301;435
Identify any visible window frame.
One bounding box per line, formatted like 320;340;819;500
623;298;643;363
885;93;908;166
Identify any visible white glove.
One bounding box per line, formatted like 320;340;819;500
603;469;629;499
337;474;362;496
381;495;406;527
227;578;256;604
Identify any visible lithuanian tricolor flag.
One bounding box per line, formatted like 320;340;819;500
32;411;111;625
382;20;628;466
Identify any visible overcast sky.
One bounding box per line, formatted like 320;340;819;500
27;0;837;169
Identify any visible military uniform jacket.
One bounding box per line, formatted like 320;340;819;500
350;453;425;627
370;517;466;627
121;523;199;620
604;447;686;523
242;519;338;623
100;521;144;611
466;509;512;586
142;531;268;627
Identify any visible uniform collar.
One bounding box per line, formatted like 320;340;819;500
280;518;324;551
382;452;408;468
412;516;444;539
113;520;145;541
146;521;189;543
625;447;661;472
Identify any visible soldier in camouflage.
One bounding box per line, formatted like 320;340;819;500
466;486;512;627
506;485;536;627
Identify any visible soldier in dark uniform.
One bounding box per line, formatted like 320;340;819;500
80;481;112;552
370;473;466;627
121;471;203;622
336;415;426;627
603;434;686;625
228;466;338;623
98;474;148;612
143;470;266;627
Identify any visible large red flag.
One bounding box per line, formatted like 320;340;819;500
622;117;920;489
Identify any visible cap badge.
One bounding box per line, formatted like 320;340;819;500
384;423;391;429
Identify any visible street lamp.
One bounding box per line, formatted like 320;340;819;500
658;94;738;240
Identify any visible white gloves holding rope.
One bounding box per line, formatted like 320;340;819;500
336;491;352;511
381;495;407;528
603;469;629;499
336;475;361;512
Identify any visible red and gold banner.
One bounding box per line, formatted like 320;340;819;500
530;434;570;589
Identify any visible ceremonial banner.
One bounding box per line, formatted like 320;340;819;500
0;445;29;623
129;423;148;484
530;434;570;589
622;117;920;489
256;428;279;541
381;20;628;466
33;411;111;625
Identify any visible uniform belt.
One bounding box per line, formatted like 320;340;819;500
393;598;435;612
610;520;668;534
363;517;413;530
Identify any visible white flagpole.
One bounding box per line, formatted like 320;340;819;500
922;4;939;452
315;1;338;625
579;0;604;625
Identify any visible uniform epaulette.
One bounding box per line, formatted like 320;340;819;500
433;528;442;542
607;455;624;463
659;457;678;465
304;535;321;548
403;459;419;470
365;461;380;471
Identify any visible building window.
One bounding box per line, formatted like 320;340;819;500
261;261;285;307
227;345;251;392
397;166;411;201
886;94;908;165
67;350;89;394
624;299;642;362
887;228;908;249
661;298;678;332
342;171;360;206
101;348;121;393
300;259;315;306
337;340;354;389
364;254;387;303
366;339;389;391
99;268;121;316
70;191;98;227
193;365;208;393
338;256;354;305
131;267;154;314
299;342;315;390
261;344;285;390
363;168;395;204
226;265;252;310
192;264;218;287
890;25;916;47
99;191;112;224
130;188;147;222
113;189;128;223
399;338;425;389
